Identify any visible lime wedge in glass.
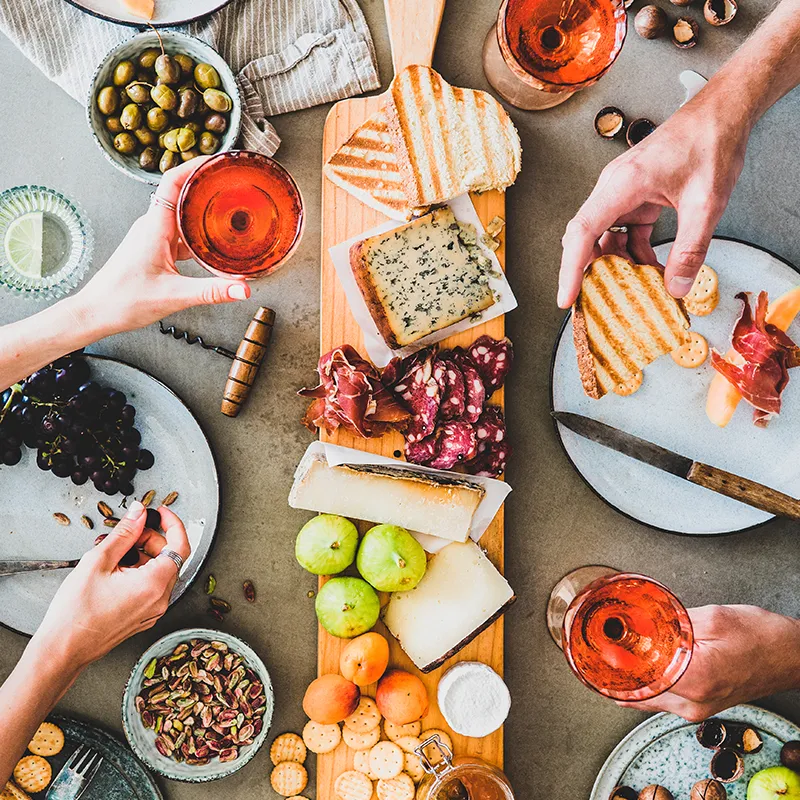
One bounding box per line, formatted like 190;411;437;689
4;211;44;278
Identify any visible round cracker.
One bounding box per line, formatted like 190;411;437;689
13;757;51;794
1;784;31;800
270;732;307;766
420;729;452;765
343;724;381;751
404;751;426;784
27;722;64;757
384;720;421;742
684;265;719;316
353;749;378;780
394;736;422;754
344;697;381;734
334;770;373;800
369;741;404;780
286;797;311;800
671;331;709;368
270;762;308;797
377;773;415;800
612;370;643;397
302;720;341;754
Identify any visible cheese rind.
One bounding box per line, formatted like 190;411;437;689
288;457;484;542
383;541;515;673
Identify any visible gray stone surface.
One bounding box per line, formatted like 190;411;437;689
2;1;800;797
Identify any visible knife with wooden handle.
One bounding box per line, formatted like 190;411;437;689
552;411;800;519
0;560;80;577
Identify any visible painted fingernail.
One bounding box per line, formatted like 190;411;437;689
228;284;247;300
669;276;696;296
127;500;145;518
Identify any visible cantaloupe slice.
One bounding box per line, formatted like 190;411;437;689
706;286;800;427
124;0;154;19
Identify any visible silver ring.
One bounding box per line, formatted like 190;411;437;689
158;547;184;572
150;193;177;213
608;225;628;234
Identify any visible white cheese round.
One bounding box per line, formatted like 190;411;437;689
437;661;511;738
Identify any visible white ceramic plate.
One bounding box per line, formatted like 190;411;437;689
551;237;800;535
591;704;800;800
0;355;219;636
64;0;233;27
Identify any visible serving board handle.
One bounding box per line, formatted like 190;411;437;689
384;0;446;73
688;462;800;519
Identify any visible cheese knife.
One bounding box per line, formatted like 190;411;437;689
552;411;800;519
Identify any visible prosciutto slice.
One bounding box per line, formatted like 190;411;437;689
710;292;800;425
299;345;409;437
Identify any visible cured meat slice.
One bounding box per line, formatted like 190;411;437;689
467;439;512;478
446;347;486;423
404;435;438;466
473;406;506;453
399;352;441;443
428;421;478;470
468;336;514;395
437;359;466;421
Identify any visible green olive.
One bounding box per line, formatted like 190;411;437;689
176;88;199;120
174;53;195;79
105;116;124;134
160;149;180;173
184;121;203;136
180;149;200;162
155;54;181;84
113;60;136;86
134;127;158;147
146;107;170;132
194;63;221;90
198;131;220;155
136;70;153;84
158;131;169;149
204;113;227;134
96;86;119;115
120;103;143;131
139;146;159;172
203;88;232;113
195;96;209;117
176;127;196;152
138;48;160;70
151;83;177;111
162;128;180;152
113;132;137;155
125;81;151;104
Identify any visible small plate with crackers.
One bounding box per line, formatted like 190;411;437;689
4;715;162;800
551;236;800;535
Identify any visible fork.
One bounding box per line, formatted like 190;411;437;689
45;744;104;800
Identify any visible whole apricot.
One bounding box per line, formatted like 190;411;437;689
376;669;429;725
303;674;360;724
340;632;390;687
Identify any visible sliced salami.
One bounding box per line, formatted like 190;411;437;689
468;336;514;395
405;435;438;466
437;359;466;421
473;406;506;452
446;347;486;423
466;439;512;478
428;421;478;470
402;353;441;443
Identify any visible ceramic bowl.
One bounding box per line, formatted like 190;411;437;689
86;31;242;186
122;628;273;782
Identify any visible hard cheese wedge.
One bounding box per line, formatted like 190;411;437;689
289;456;484;542
383;540;515;673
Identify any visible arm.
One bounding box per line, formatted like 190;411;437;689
0;501;190;782
617;605;800;721
559;0;800;308
0;157;250;390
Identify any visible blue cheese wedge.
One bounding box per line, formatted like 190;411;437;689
349;206;496;349
383;541;515;673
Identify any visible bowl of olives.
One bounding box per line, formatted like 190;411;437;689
87;30;241;185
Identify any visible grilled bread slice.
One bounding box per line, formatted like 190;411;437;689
350;206;496;349
573;255;692;399
323;109;421;221
384;65;522;209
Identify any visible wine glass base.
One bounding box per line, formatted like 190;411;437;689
546;565;617;649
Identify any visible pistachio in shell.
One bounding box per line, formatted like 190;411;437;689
194;63;221;90
113;132;137;155
97;86;119;115
203;88;233;113
113;60;136;86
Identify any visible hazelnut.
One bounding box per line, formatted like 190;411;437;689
595;106;626;139
703;0;737;24
639;787;673;800
781;740;800;771
610;788;639;800
672;16;699;47
634;4;668;38
626;118;657;147
691;780;727;800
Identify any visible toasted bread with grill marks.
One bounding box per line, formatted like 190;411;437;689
573;256;692;399
383;65;522;209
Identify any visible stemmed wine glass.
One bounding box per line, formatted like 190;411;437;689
546;566;694;701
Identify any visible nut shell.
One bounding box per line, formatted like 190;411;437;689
703;0;737;24
672;17;699;47
691;780;727;800
610;788;639;800
626;118;657;147
595;106;626;139
635;4;668;38
781;740;800;771
709;748;744;784
638;786;673;800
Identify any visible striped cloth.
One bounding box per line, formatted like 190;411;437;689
0;0;380;155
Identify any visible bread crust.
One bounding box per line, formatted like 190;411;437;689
349;240;403;349
572;296;605;400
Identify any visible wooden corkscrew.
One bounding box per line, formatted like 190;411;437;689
158;307;276;417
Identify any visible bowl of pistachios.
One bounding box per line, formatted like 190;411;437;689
122;628;273;782
87;30;241;185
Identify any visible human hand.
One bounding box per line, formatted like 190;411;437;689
33;500;191;668
73;157;251;336
558;92;751;308
617;605;800;722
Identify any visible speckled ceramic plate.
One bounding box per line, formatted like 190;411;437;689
0;355;219;636
591;704;800;800
64;0;233;27
41;714;162;800
551;237;800;536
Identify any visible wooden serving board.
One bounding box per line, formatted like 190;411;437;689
318;0;507;793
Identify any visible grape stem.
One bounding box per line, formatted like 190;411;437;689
0;385;21;427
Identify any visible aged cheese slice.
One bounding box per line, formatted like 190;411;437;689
288;457;484;542
383;541;515;673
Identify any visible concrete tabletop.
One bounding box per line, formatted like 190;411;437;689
2;1;800;797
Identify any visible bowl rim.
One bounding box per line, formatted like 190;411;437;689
121;627;274;782
86;30;242;186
